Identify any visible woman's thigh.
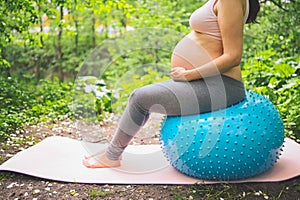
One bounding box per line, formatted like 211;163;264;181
131;75;245;116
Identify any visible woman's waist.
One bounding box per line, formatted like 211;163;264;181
186;31;223;57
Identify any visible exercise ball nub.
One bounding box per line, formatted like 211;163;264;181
159;91;285;181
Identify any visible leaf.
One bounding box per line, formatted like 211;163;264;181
273;63;295;78
268;77;279;89
70;189;76;195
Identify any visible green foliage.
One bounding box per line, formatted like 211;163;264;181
0;77;33;140
28;77;74;121
73;77;113;122
242;49;300;140
93;28;182;84
0;76;74;142
88;187;114;198
243;1;299;61
0;0;38;70
129;0;189;32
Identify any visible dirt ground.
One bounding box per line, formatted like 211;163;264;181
1;114;300;199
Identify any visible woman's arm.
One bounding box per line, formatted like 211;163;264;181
171;0;245;81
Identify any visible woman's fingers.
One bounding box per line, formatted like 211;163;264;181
171;67;188;81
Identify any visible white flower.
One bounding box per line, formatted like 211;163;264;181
7;182;20;188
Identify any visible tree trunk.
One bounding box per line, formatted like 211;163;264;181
74;0;79;54
36;4;44;80
92;14;96;48
57;5;64;80
38;5;44;47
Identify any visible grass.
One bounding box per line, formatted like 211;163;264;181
169;180;300;200
0;156;6;163
88;187;115;198
0;172;16;181
173;184;242;199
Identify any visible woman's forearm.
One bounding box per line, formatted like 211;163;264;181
186;53;241;81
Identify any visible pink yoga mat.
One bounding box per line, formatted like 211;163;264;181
0;136;299;184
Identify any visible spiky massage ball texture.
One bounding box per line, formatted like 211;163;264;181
160;91;285;180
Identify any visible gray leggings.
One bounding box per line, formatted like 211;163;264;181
106;75;246;160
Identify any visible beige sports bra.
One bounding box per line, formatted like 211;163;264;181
189;0;249;40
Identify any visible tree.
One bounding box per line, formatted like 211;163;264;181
0;0;38;76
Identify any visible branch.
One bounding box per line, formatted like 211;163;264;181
260;0;289;11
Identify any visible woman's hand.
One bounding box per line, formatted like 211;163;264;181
171;67;197;81
171;67;189;81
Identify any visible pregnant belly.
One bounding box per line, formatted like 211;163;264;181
171;36;212;70
171;32;243;81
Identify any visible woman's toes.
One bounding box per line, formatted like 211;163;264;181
82;154;121;168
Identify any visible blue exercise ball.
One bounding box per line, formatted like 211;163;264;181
159;91;285;181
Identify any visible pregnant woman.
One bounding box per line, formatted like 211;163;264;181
83;0;260;168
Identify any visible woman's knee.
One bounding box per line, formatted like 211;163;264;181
128;85;156;110
128;87;147;108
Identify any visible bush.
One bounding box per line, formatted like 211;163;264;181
73;76;113;122
0;77;34;141
242;49;300;140
0;76;74;142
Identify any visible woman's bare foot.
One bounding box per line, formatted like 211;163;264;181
84;153;122;160
82;150;121;168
